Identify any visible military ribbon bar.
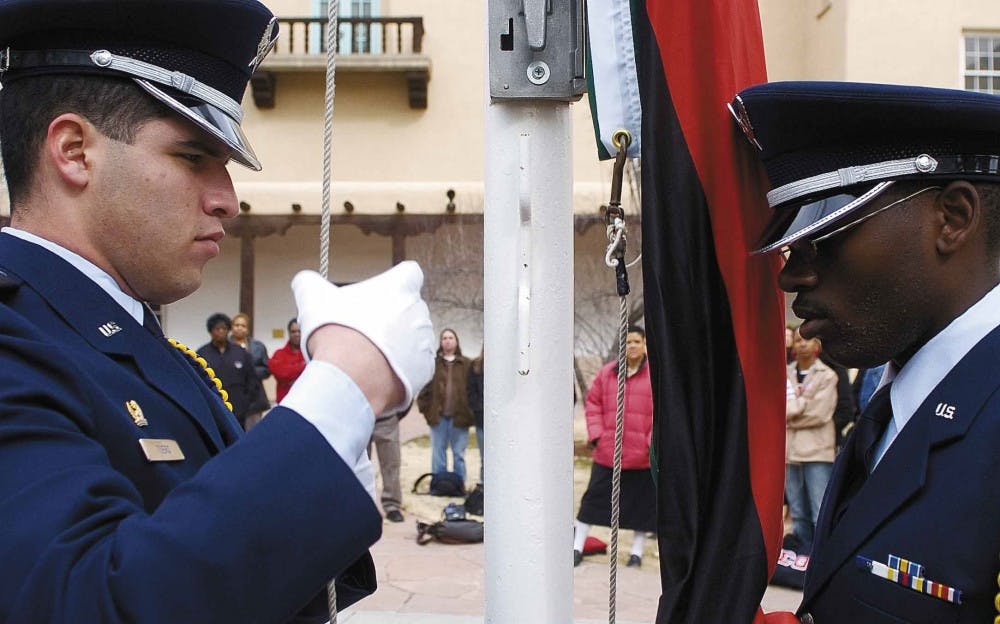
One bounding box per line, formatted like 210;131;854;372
856;555;962;604
887;554;924;578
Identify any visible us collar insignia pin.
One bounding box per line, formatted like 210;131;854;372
98;321;122;337
934;402;956;419
126;400;149;427
249;17;278;73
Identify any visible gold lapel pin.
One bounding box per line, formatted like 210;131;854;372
126;400;149;427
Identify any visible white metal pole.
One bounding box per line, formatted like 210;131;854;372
483;98;575;622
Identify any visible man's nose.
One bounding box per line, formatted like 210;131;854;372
777;247;819;293
203;167;239;218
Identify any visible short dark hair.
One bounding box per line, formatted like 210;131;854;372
627;324;645;339
287;318;299;331
0;75;170;207
894;180;1000;260
976;182;1000;258
206;313;232;333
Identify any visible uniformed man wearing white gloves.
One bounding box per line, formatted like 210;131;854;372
0;1;434;622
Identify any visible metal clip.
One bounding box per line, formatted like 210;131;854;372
604;130;632;296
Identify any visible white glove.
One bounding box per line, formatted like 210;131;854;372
292;261;435;414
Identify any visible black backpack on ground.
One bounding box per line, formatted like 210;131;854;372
416;504;483;545
412;471;466;497
415;518;484;545
464;483;484;516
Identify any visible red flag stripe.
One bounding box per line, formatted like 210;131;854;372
646;0;786;615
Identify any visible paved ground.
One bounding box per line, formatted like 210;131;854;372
339;406;802;623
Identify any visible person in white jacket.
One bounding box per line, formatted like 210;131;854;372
785;328;839;547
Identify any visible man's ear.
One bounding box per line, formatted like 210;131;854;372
934;181;981;256
44;113;98;190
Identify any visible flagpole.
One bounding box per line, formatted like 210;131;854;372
483;97;575;624
484;2;584;620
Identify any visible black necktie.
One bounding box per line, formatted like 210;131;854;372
833;384;893;526
854;384;894;474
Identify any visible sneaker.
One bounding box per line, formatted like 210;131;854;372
386;510;404;523
573;550;583;567
626;555;642;568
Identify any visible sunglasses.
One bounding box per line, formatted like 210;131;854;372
783;186;942;262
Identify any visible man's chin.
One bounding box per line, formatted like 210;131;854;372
820;342;885;370
142;278;202;306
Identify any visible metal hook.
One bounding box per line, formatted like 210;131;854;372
605;219;625;268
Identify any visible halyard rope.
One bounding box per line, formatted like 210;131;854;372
322;0;340;620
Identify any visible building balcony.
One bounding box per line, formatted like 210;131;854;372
253;16;430;109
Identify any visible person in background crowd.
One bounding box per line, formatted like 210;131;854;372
417;328;474;484
232;312;270;381
197;313;267;430
230;311;270;429
369;410;405;523
854;362;888;413
270;318;307;403
784;328;838;548
574;325;656;568
467;348;485;484
818;350;856;451
785;324;796;364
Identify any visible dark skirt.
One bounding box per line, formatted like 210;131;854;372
577;463;657;532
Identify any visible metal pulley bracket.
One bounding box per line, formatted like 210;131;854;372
488;0;586;101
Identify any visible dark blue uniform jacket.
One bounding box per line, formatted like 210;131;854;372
0;233;379;623
801;323;1000;623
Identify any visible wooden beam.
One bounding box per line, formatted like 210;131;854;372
239;234;255;317
391;226;406;265
406;70;429;109
250;70;276;109
224;212;614;239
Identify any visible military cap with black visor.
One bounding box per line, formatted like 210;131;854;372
729;81;1000;254
0;0;278;170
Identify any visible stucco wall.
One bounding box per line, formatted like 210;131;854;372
843;0;1000;89
758;0;847;81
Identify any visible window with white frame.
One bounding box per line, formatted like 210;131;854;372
316;0;381;54
964;34;1000;94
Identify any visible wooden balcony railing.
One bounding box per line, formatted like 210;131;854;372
271;16;425;56
254;16;430;109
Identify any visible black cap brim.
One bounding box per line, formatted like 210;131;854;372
752;182;893;254
135;79;260;170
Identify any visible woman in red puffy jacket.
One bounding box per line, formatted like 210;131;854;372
573;325;655;568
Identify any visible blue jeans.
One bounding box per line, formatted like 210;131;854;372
430;417;469;482
475;425;484;484
785;461;833;546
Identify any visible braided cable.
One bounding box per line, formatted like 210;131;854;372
323;1;340;620
320;0;339;281
608;294;628;624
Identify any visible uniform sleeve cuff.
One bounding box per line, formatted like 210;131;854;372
281;360;375;467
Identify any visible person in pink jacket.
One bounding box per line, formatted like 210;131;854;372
574;325;656;568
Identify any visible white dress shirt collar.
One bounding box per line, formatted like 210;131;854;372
882;282;1000;435
2;227;146;324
